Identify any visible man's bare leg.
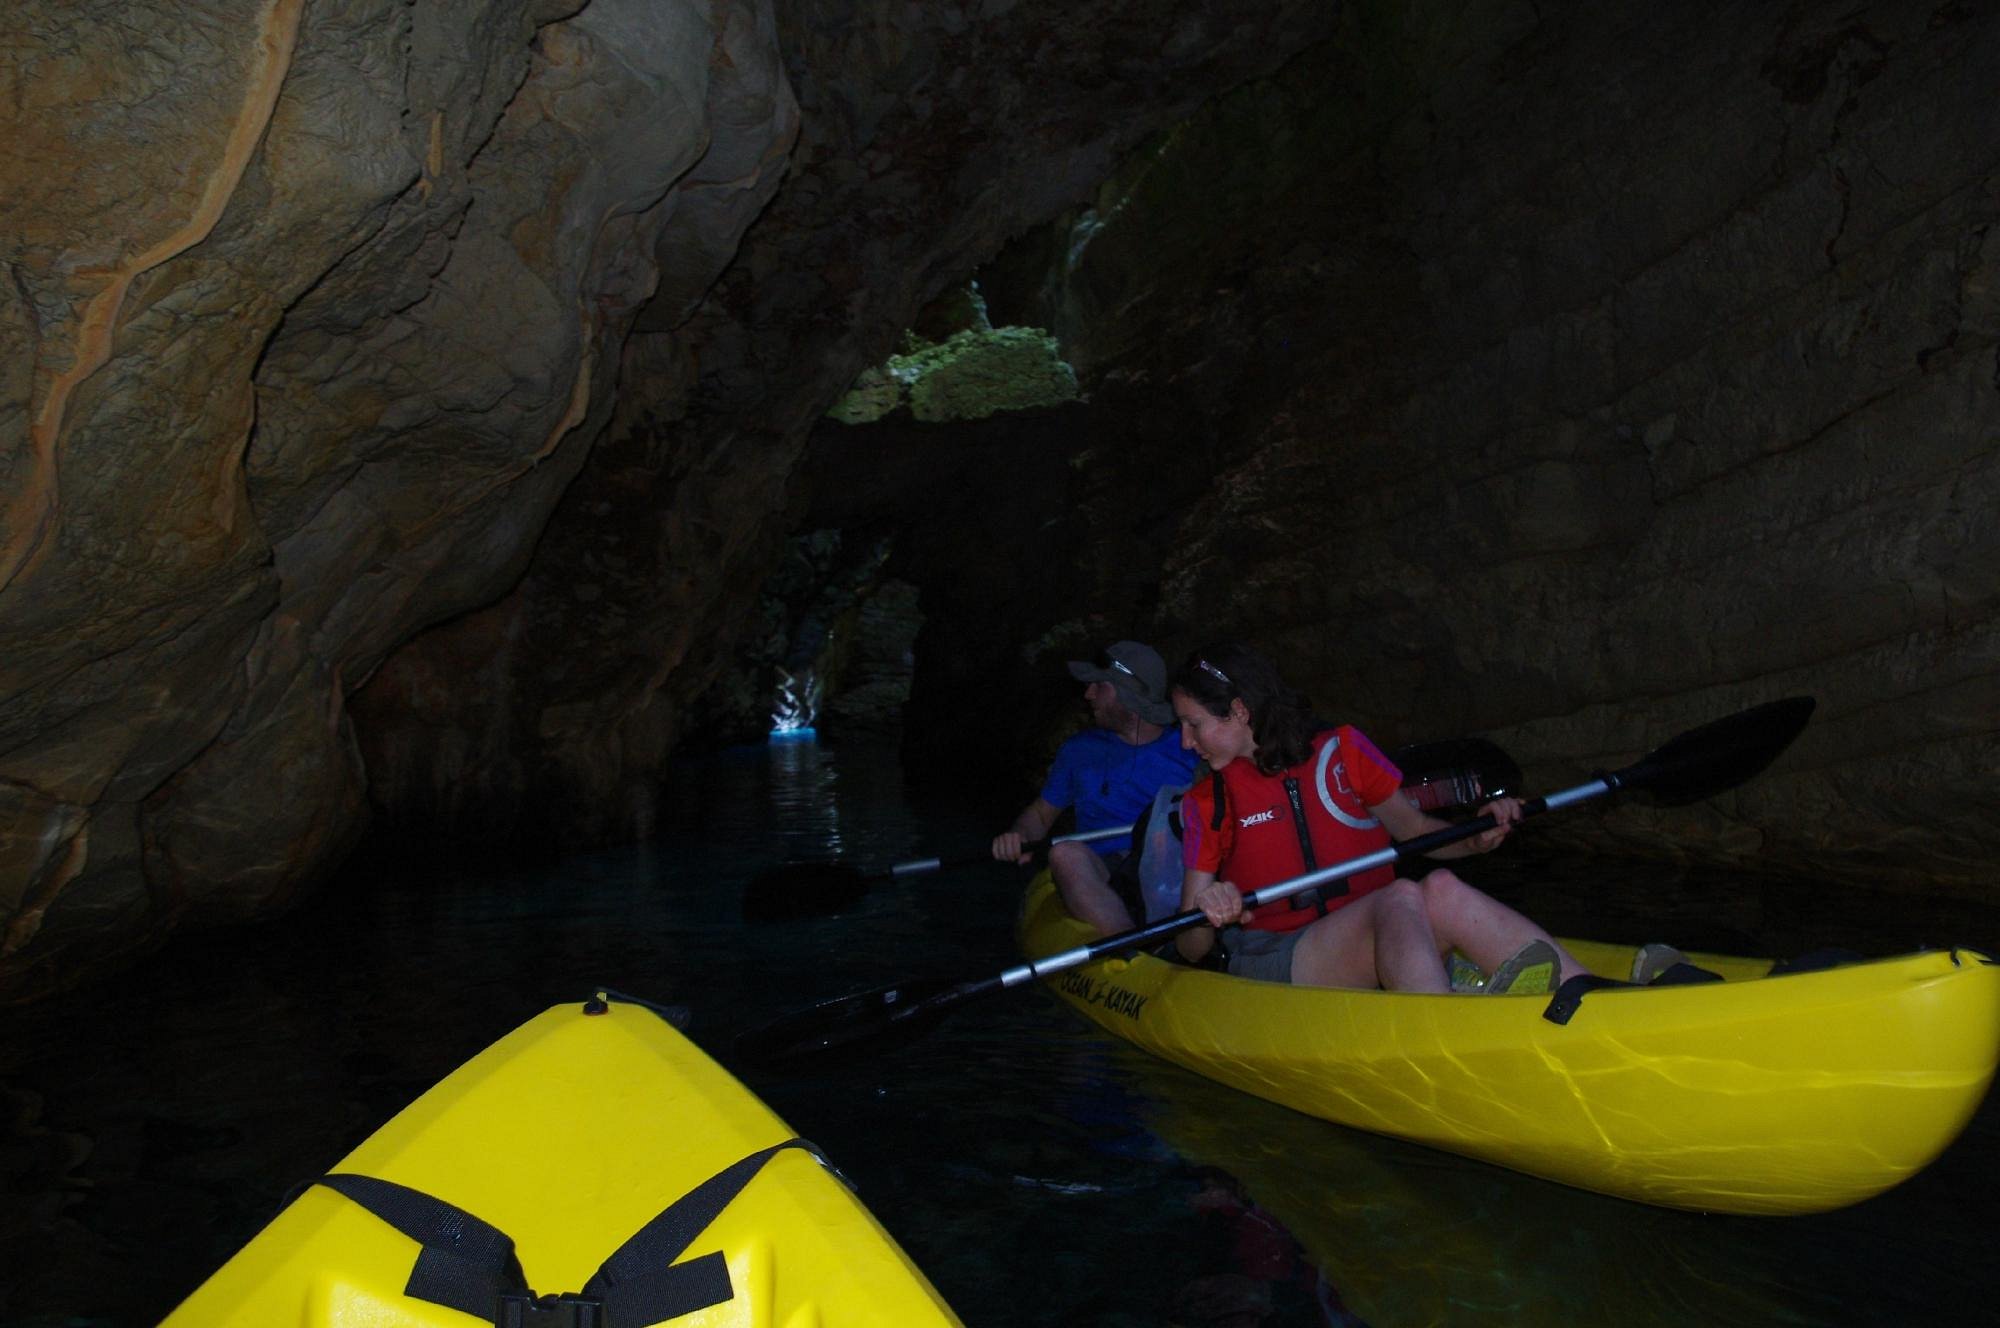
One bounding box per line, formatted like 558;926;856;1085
1048;841;1135;936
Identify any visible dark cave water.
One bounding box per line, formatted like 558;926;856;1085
3;736;1999;1327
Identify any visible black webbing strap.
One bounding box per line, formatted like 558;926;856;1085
315;1172;526;1319
1543;961;1728;1024
1541;973;1631;1024
318;1138;822;1326
1281;777;1330;915
580;1139;815;1319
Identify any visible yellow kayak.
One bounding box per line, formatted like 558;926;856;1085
164;994;961;1326
1018;873;2000;1215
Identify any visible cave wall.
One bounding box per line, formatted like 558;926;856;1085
4;0;1994;1001
947;0;2000;891
0;0;1332;999
346;0;1334;843
0;0;799;998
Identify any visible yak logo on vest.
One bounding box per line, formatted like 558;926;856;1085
1239;808;1277;828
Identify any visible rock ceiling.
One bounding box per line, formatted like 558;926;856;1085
2;0;1995;999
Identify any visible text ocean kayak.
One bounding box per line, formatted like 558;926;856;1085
1018;873;2000;1215
164;994;962;1325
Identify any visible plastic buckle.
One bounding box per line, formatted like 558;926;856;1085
496;1291;604;1327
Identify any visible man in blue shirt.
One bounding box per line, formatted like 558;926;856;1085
991;640;1198;934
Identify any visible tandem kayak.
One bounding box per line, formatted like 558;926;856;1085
163;994;961;1326
1017;873;2000;1215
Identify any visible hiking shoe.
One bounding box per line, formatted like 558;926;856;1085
1631;942;1689;985
1485;939;1559;996
1446;951;1487;993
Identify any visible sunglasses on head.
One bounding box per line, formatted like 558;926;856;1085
1096;650;1139;681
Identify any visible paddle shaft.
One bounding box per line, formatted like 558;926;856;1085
988;773;1625;990
842;770;1528;1016
888;823;1133;878
736;697;1817;1063
753;740;1518;919
889;743;1513;878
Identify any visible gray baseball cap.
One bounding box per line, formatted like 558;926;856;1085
1067;640;1174;725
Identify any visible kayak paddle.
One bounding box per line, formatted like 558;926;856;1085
741;824;1133;922
733;696;1814;1066
1389;736;1523;811
742;737;1519;922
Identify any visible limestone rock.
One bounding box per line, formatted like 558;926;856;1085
8;0;1993;1003
348;0;1334;850
0;0;803;998
952;0;2000;896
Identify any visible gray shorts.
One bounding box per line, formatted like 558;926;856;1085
1220;925;1304;984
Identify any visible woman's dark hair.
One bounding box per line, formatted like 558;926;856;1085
1169;642;1316;774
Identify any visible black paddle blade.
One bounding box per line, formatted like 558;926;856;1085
741;861;871;923
1619;696;1815;807
1392;737;1526;808
734;976;966;1069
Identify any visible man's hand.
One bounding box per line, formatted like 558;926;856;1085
991;831;1034;865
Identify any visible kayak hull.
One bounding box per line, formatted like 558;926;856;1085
164;997;961;1325
1018;874;2000;1215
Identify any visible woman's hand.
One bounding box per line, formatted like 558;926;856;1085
1193;877;1247;928
1463;796;1523;854
1374;791;1524;861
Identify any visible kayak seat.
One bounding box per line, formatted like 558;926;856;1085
314;1137;824;1327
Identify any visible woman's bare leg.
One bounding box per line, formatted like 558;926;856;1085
1287;879;1452;992
1412;868;1586;981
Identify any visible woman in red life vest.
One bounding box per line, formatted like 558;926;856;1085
1169;642;1583;992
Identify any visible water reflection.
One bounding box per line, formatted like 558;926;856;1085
1118;1049;1827;1325
763;730;846;861
1;738;1996;1326
1180;1166;1368;1327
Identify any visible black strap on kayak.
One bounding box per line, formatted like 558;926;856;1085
313;1172;529;1320
1543;961;1727;1024
316;1137;823;1326
1540;974;1630;1025
581;1139;816;1322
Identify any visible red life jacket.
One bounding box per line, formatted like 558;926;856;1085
1210;727;1399;933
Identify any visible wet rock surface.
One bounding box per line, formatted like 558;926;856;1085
3;0;1997;998
920;0;2000;894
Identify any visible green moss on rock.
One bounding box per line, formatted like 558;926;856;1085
827;326;1078;424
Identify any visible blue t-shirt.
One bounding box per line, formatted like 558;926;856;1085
1039;728;1198;854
